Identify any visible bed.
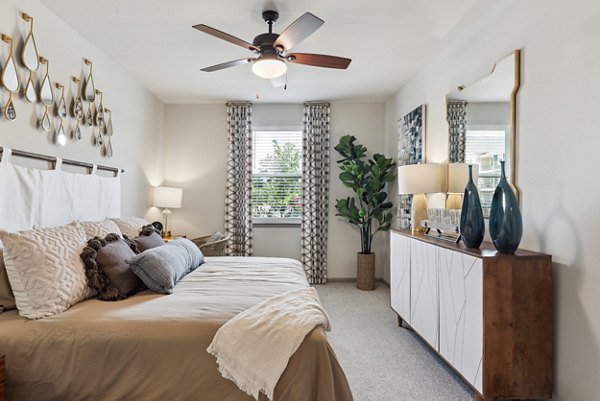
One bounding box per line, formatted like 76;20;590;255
0;256;352;401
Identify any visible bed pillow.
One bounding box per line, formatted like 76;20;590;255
128;238;204;294
0;249;16;312
110;217;150;238
131;225;165;253
0;224;94;319
78;219;123;240
81;234;145;301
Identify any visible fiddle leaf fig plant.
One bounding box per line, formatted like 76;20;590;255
334;135;396;254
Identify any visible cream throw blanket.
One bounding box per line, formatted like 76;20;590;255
207;287;331;400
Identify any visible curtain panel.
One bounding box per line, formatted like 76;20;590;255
301;103;330;284
447;101;468;163
224;102;253;256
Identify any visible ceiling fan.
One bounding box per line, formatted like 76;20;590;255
192;10;351;85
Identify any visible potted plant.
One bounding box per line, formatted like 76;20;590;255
334;135;396;290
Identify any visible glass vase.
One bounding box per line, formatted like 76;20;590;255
460;165;485;249
489;161;522;254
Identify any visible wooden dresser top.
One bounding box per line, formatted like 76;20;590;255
391;228;550;259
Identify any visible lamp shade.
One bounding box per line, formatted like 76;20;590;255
154;186;183;209
397;163;447;195
447;163;479;194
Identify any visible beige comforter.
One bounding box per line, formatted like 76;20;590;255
0;257;353;401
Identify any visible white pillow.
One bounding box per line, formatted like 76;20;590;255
110;217;150;238
78;219;123;240
0;224;94;319
0;248;16;312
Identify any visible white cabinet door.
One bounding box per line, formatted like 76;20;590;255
410;239;439;350
438;248;484;394
390;232;411;323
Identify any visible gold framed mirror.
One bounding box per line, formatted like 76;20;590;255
446;49;520;216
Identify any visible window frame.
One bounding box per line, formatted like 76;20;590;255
251;126;304;226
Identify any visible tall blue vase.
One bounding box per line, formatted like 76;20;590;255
460;165;485;249
489;161;522;254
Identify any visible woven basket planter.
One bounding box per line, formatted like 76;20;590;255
356;252;375;291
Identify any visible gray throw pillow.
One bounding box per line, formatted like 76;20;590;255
133;232;165;253
81;234;145;301
128;238;204;294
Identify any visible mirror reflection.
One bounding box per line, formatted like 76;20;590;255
446;50;520;214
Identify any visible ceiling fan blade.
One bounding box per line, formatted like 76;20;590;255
287;53;351;69
193;24;259;52
271;75;287;88
201;58;255;72
273;12;324;52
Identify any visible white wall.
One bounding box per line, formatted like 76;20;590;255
0;0;164;219
163;102;388;279
384;0;600;399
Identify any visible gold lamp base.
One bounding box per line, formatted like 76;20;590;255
411;193;427;233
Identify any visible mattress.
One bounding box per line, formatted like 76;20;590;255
0;257;352;401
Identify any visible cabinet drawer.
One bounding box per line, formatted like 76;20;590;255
390;232;411;323
438;248;483;393
410;239;439;350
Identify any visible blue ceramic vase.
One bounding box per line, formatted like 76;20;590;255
460;165;485;249
489;161;522;254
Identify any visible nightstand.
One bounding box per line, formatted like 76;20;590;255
0;354;5;401
163;234;187;243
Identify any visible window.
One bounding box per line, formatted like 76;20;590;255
465;125;509;208
252;130;303;224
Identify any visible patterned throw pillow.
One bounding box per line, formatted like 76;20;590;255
0;224;94;319
132;225;165;253
78;219;123;240
81;234;145;301
109;217;150;238
209;231;226;242
128;238;204;294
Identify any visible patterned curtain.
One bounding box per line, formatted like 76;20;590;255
301;103;330;284
447;101;468;163
224;102;253;256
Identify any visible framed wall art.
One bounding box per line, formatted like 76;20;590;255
397;104;426;228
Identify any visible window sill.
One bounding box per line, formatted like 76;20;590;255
253;219;301;227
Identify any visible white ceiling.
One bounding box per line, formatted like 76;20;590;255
40;0;480;104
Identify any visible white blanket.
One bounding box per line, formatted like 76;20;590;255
207;287;331;400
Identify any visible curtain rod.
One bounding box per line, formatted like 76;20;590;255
0;147;124;175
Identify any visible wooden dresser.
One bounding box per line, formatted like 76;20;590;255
390;228;553;401
0;354;5;401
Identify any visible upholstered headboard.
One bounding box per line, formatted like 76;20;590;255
0;148;122;232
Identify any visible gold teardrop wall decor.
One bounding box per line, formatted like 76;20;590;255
1;35;20;93
40;107;52;132
4;94;16;121
95;90;105;127
56;83;67;119
24;72;38;103
39;57;54;106
21;13;40;71
85;103;93;127
54;119;67;146
83;59;96;102
105;108;113;136
72;121;82;141
72;77;84;120
104;136;113;158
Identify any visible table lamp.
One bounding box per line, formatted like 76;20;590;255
446;163;479;209
154;186;183;238
397;163;446;233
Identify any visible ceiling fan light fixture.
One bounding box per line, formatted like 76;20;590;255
252;58;287;79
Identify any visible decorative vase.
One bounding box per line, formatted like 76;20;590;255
460;165;485;249
356;252;375;291
489;161;522;254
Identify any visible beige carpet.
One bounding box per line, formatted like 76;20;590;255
316;282;475;401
